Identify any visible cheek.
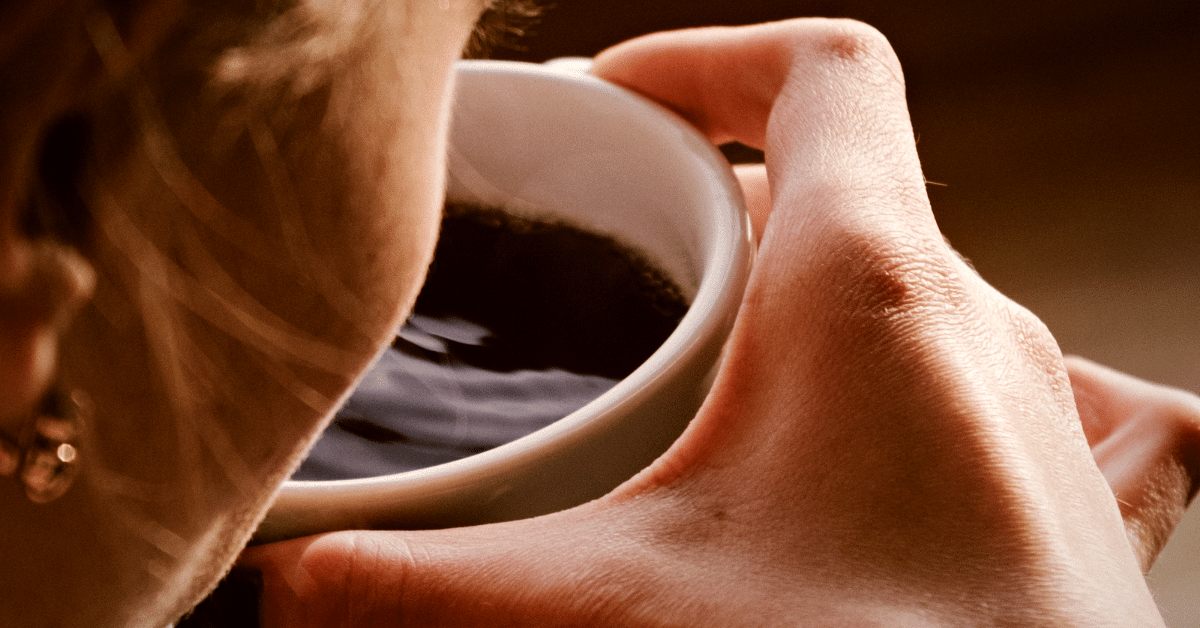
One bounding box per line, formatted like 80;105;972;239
354;44;470;320
384;108;455;316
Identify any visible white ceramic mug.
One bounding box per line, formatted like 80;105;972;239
255;59;753;542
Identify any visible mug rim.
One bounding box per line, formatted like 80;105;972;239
261;59;752;539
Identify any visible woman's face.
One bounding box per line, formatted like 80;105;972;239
1;0;495;624
0;0;125;425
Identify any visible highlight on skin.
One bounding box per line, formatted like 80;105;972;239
2;0;497;625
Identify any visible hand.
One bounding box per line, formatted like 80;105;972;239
241;19;1200;627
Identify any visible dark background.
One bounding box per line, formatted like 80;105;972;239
491;0;1200;392
491;2;1200;623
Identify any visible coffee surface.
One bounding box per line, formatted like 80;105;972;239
292;203;688;481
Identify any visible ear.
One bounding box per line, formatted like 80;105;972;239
1067;355;1200;572
0;242;95;425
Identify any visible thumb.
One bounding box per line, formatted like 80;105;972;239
237;507;637;628
1067;355;1200;572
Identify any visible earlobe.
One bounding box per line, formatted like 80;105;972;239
0;240;95;426
1;95;101;423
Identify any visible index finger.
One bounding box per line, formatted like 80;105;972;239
594;17;944;273
594;19;959;356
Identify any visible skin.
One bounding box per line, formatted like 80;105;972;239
1;0;485;625
1;3;1197;627
241;18;1200;628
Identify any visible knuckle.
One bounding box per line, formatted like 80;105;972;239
289;533;358;624
998;299;1060;359
997;301;1075;405
813;19;889;59
825;226;965;323
803;18;904;82
289;531;403;628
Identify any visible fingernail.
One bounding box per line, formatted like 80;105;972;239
175;565;263;628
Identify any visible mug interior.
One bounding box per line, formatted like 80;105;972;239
255;60;751;543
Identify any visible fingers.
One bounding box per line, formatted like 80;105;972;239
594;19;930;238
0;241;95;423
242;528;507;628
596;20;985;471
240;535;362;628
732;163;769;241
242;531;469;628
1067;356;1200;571
596;19;946;338
594;23;791;148
596;21;1158;615
239;510;648;628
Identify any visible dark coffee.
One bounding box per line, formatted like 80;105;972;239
292;202;688;481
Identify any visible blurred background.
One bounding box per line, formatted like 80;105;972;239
491;1;1199;624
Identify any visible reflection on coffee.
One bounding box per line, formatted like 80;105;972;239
292;202;689;481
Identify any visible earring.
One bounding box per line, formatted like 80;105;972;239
0;388;89;504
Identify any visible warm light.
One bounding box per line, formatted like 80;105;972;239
56;443;77;464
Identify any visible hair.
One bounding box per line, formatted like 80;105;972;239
464;0;545;58
18;1;548;622
61;2;423;620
